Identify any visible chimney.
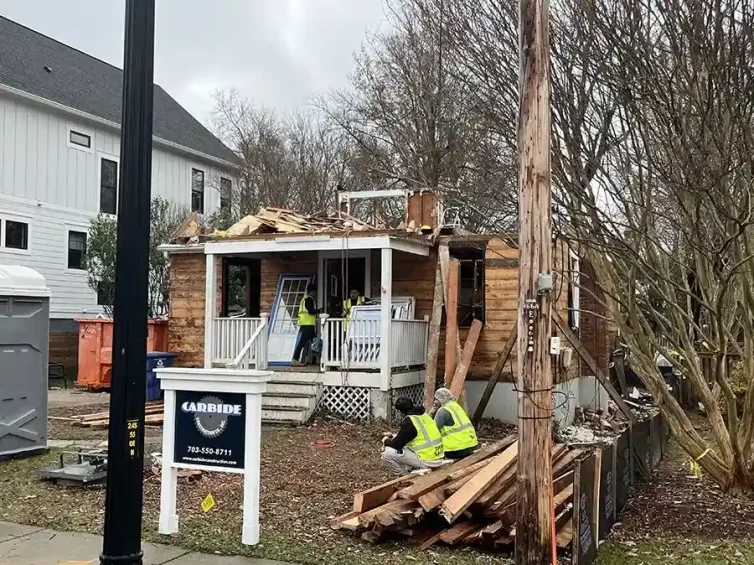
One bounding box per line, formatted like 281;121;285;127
406;190;439;231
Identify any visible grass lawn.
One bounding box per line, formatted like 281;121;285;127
3;407;751;564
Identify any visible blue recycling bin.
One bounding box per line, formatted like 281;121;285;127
146;352;178;401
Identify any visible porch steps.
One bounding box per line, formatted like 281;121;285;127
261;373;323;425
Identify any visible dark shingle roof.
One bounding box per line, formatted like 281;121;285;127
0;16;238;165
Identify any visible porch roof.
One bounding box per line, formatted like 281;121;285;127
204;232;431;257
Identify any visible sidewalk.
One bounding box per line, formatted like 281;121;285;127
0;522;293;565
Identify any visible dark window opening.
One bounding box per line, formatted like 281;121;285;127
221;258;261;318
192;168;205;213
5;220;29;250
450;246;485;327
97;281;114;307
220;177;232;210
100;158;118;214
69;130;91;149
68;231;87;269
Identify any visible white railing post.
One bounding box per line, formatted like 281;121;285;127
259;313;269;370
204;255;217;369
319;314;329;372
380;247;393;391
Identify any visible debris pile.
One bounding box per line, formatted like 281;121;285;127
331;436;580;551
220;207;381;238
70;402;165;430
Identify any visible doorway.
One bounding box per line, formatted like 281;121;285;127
221;257;261;318
323;256;367;318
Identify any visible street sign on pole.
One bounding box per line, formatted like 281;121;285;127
100;2;156;564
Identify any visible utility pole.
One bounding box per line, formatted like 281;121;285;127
100;2;156;565
515;0;553;563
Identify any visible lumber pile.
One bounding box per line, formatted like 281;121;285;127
331;436;580;551
220;207;380;238
71;402;165;429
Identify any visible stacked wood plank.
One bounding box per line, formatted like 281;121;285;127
331;436;579;551
222;207;380;238
71;402;165;429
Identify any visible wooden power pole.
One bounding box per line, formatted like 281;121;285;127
515;0;553;563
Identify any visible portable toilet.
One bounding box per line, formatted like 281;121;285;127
0;266;50;459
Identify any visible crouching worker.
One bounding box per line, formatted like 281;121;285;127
381;397;444;476
433;388;478;459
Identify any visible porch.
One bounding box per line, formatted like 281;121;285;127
201;233;434;422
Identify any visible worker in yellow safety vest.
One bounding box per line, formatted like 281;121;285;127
342;289;365;332
432;388;478;459
381;397;445;476
292;283;318;366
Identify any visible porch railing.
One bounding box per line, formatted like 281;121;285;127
211;315;267;367
225;316;269;370
320;316;428;370
390;318;429;368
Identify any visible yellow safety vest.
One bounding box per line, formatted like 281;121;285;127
439;400;478;453
406;414;444;462
298;295;316;327
342;296;365;331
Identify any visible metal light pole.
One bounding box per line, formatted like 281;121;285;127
100;2;156;564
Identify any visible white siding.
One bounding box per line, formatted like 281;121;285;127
0;92;236;319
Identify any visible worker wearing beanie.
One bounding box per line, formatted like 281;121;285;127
381;397;445;476
433;387;478;459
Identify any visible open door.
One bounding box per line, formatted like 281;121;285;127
268;275;312;365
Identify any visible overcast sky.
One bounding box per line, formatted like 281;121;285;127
1;0;387;125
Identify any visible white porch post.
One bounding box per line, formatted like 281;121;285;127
204;254;217;369
380;247;392;391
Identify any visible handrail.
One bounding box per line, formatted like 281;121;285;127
226;317;268;369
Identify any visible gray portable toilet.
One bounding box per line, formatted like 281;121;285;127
0;266;50;459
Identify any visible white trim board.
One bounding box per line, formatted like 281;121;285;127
205;235;430;257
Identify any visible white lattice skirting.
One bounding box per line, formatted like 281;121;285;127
391;384;425;422
317;386;372;421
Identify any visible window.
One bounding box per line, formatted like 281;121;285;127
5;220;29;250
100;158;118;215
568;253;580;329
220;177;232;210
450;246;485;327
69;130;91;149
97;281;114;307
192;168;205;213
67;231;87;270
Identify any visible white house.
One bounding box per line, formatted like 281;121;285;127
0;16;239;332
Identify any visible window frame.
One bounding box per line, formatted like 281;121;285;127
220;176;232;210
66;228;88;271
0;214;32;255
98;154;120;216
66;125;94;153
191;167;205;214
446;245;486;328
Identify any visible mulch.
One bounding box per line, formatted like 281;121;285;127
611;440;754;542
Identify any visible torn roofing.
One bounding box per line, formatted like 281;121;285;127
0;16;238;166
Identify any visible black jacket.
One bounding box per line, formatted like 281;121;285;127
385;407;425;452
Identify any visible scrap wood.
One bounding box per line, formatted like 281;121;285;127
439;521;482;545
449;319;483;398
330;511;362;531
353;474;415;513
556;519;573;548
357;499;418;528
418;487;446;512
439;442;519;524
397;435;517;500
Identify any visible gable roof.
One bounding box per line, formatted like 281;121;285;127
0;16;238;166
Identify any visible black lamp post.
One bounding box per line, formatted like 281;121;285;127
100;1;156;564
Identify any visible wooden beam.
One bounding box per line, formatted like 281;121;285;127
397;435;517;500
515;1;554;561
439;521;482;545
593;448;603;547
472;325;517;424
552;310;638;424
445;258;460;387
440;442;518;524
424;256;444;410
449;319;483;398
353;475;414;513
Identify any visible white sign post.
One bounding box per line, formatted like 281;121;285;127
156;367;270;545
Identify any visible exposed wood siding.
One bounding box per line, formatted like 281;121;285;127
167;253;221;367
260;253;317;313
